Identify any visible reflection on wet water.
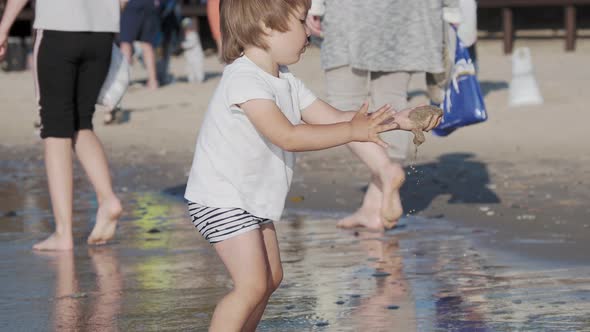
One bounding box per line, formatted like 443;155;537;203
402;220;590;332
1;160;590;331
38;248;123;331
262;217;417;332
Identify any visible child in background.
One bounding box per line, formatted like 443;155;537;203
184;0;442;330
181;17;204;83
157;0;182;85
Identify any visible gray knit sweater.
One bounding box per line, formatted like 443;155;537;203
319;0;458;73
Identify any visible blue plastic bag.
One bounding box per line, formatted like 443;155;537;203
432;30;487;136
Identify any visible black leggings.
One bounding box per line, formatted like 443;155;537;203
34;30;114;138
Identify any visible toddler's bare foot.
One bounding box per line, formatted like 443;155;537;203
33;232;74;251
88;196;122;245
337;206;385;232
379;163;405;229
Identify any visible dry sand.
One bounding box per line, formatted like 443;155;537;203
1;38;590;330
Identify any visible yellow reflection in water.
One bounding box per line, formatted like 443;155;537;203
130;192;175;250
126;192;185;315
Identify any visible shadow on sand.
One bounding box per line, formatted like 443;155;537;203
163;152;501;218
401;152;501;215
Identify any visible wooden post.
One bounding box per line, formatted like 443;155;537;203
565;5;577;51
502;7;514;54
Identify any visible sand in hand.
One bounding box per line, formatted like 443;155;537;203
407;105;443;147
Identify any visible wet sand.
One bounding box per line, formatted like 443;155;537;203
1;38;590;331
2;158;590;331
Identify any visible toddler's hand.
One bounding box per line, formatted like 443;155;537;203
350;102;398;148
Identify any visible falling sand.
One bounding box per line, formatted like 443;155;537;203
404;105;444;218
404;105;444;162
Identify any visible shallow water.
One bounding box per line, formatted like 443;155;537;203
1;159;590;331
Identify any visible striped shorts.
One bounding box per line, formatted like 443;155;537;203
187;201;273;244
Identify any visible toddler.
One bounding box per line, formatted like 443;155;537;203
184;0;441;330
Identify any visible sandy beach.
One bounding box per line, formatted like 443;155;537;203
1;37;590;331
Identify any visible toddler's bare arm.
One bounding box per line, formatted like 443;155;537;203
240;99;396;152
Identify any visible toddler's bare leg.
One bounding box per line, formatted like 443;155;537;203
210;230;271;331
242;223;283;332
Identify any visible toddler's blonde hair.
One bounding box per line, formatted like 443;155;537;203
220;0;311;63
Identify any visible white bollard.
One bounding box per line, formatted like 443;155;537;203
509;47;543;107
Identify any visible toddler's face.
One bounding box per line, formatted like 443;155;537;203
267;7;310;65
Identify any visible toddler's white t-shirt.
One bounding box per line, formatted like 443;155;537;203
185;55;317;221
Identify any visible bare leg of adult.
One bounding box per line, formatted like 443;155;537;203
369;71;412;229
119;42;133;67
337;141;406;230
337;178;383;230
324;66;407;229
140;42;159;90
33;138;75;251
73;130;122;245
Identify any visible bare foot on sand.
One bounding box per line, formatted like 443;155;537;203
337;207;385;232
337;179;385;231
88;197;122;245
146;80;159;90
379;163;405;229
337;164;405;231
33;232;74;251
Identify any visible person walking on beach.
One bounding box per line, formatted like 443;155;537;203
0;0;123;250
206;0;222;56
307;0;457;229
184;0;442;330
157;0;181;85
120;0;160;89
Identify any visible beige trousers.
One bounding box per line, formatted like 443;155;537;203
325;66;412;160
